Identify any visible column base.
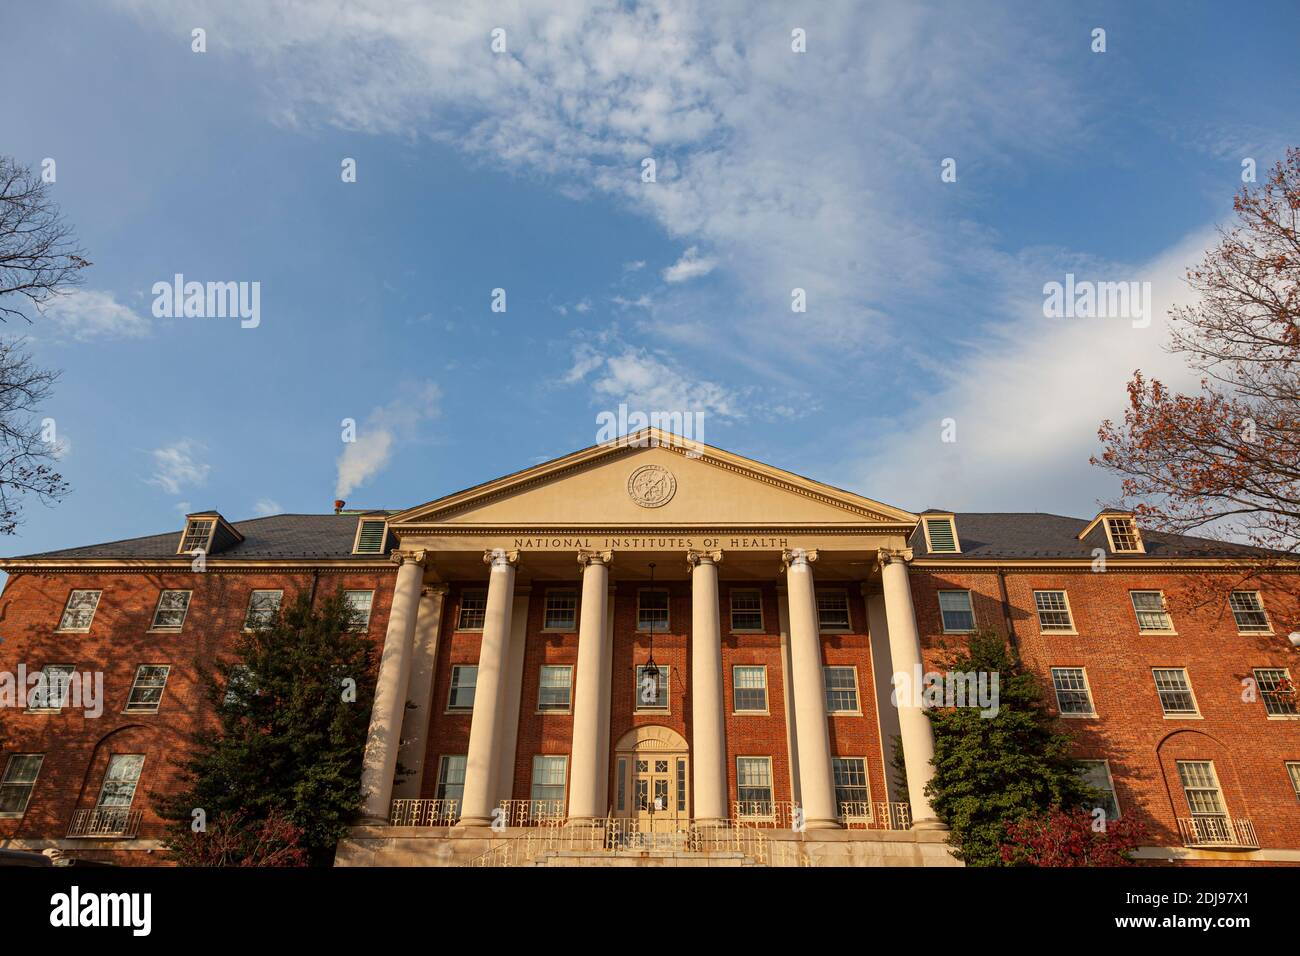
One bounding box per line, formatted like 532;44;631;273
455;816;495;828
800;818;843;831
693;818;728;828
564;816;604;828
357;815;389;827
911;817;949;831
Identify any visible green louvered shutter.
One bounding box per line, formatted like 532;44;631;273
355;519;387;554
925;517;958;553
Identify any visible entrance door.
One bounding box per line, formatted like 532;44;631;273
613;726;690;826
633;756;674;828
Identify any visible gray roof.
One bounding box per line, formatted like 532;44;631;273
909;512;1268;560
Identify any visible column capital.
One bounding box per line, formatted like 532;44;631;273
483;548;520;568
576;548;613;567
780;547;818;569
686;548;723;568
875;547;914;571
391;548;428;567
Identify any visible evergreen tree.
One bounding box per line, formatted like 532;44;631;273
922;630;1098;866
157;590;377;866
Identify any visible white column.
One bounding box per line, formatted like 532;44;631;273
457;548;519;827
359;549;426;823
864;587;905;804
782;548;841;829
688;549;728;824
393;584;448;799
567;550;613;824
878;548;944;829
494;586;531;805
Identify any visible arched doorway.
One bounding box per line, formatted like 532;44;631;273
613;726;690;829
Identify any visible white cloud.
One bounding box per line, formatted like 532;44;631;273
38;289;150;342
252;497;282;517
335;380;441;499
662;246;716;283
566;343;741;420
146;439;210;495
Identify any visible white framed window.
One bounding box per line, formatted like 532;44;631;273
125;665;170;714
543;589;577;630
1105;516;1143;553
243;590;283;630
537;665;573;712
732;665;768;713
26;664;74;712
938;590;975;633
457;589;487;630
1130;590;1174;633
1254;668;1298;717
922;515;960;553
1034;590;1075;632
179;518;216;554
529;755;568;816
1177;760;1226;821
816;590;851;631
1230;591;1271;633
447;665;478;711
96;754;145;810
343;590;374;630
635;664;670;712
1051;667;1095;717
57;589;101;632
150;590;192;631
832;757;871;818
729;589;763;631
823;665;860;713
1153;668;1199;716
1287;763;1300;804
637;589;669;631
436;755;467;805
1078;760;1121;820
736;756;774;817
352;518;388;555
0;754;43;818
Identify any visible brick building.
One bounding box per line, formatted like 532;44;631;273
1;430;1297;866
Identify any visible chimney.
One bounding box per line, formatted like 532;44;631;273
334;499;345;514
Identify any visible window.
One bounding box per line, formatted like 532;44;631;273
729;589;763;631
1105;516;1142;553
1051;667;1095;716
150;590;192;630
635;664;670;711
180;518;215;554
543;589;577;630
529;755;567;816
1078;760;1121;820
733;665;768;712
676;758;687;813
1034;591;1075;632
923;515;960;553
1254;668;1298;717
537;665;573;712
1287;763;1300;804
1230;591;1270;633
57;589;101;632
125;665;170;713
817;590;851;630
27;664;74;711
353;518;388;555
447;665;478;711
343;590;374;630
832;757;871;816
1177;761;1226;821
1130;591;1173;632
736;757;774;816
96;754;145;810
1153;668;1198;716
457;589;487;630
0;755;43;817
244;590;283;630
938;590;975;632
637;589;669;631
436;755;467;805
823;665;860;713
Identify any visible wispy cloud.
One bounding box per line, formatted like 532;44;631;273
335;380;441;499
252;497;281;517
146;439;210;495
662;246;716;283
566;342;741;420
38;289;150;342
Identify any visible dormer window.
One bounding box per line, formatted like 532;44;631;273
179;518;215;554
353;518;389;555
1105;516;1143;553
922;515;960;554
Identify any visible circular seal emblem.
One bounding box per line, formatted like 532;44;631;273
627;463;677;509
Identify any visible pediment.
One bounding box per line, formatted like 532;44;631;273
390;431;915;530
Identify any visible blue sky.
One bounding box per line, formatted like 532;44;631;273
0;0;1297;557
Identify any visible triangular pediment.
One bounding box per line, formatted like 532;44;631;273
390;430;915;530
